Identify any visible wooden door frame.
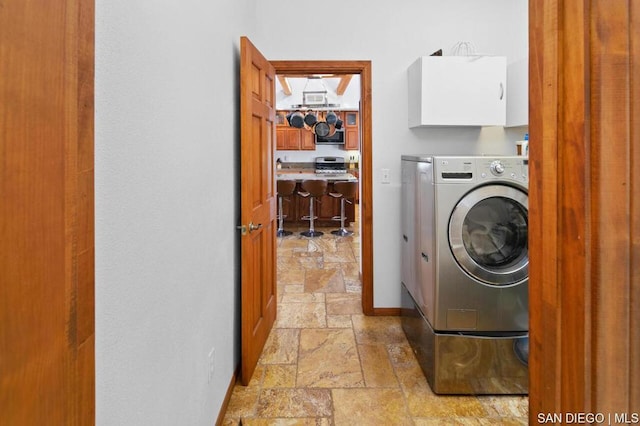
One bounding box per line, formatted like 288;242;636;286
271;60;381;316
0;0;95;423
528;0;639;420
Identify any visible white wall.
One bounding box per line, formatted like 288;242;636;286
252;0;529;307
95;0;255;424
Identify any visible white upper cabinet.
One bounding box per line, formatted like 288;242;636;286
506;58;528;127
408;56;507;127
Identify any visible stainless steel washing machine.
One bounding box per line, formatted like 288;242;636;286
401;155;529;394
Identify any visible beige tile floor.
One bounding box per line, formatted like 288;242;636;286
222;217;528;425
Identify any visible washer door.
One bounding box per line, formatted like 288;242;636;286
449;184;528;286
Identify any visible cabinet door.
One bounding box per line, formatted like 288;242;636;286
344;111;358;127
506;58;528;127
297;195;309;222
300;130;316;150
276;128;286;150
408;56;507;127
351;171;360;202
343;111;359;150
275;110;287;126
315;194;340;222
345;128;359;150
284;128;301;149
276;110;289;150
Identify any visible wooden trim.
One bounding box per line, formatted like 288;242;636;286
528;0;561;417
359;62;374;316
589;0;636;412
215;366;240;426
371;308;400;316
631;0;640;412
0;0;94;422
271;60;374;316
77;0;96;422
529;0;639;419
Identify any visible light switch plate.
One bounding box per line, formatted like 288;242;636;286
381;168;391;184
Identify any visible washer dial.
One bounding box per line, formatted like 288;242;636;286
490;160;505;175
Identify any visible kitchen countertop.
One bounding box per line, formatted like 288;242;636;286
277;172;358;182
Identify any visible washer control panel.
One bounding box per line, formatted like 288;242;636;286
433;156;528;185
479;157;528;185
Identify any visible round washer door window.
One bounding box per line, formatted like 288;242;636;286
449;184;528;286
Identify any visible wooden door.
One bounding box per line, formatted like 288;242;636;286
239;37;278;385
0;0;95;423
529;0;639;420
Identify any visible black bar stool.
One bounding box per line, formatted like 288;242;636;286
276;179;297;237
329;181;358;236
298;179;328;237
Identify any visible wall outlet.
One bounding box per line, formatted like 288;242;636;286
381;168;391;184
208;347;215;383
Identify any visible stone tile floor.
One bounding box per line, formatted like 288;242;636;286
222;221;528;425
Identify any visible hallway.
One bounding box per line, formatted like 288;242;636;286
223;221;528;425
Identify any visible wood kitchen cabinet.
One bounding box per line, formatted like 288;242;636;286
342;111;360;150
300;130;315;150
276;127;303;150
276;110;316;151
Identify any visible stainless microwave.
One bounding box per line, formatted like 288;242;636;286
315;129;345;145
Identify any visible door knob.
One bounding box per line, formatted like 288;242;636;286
237;222;262;236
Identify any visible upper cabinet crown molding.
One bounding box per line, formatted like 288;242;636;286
408;56;507;127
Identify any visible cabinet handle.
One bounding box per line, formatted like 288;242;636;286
421;252;429;262
499;82;504;100
403;235;408;242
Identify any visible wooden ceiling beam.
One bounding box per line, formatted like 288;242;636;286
277;75;292;96
336;75;352;95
